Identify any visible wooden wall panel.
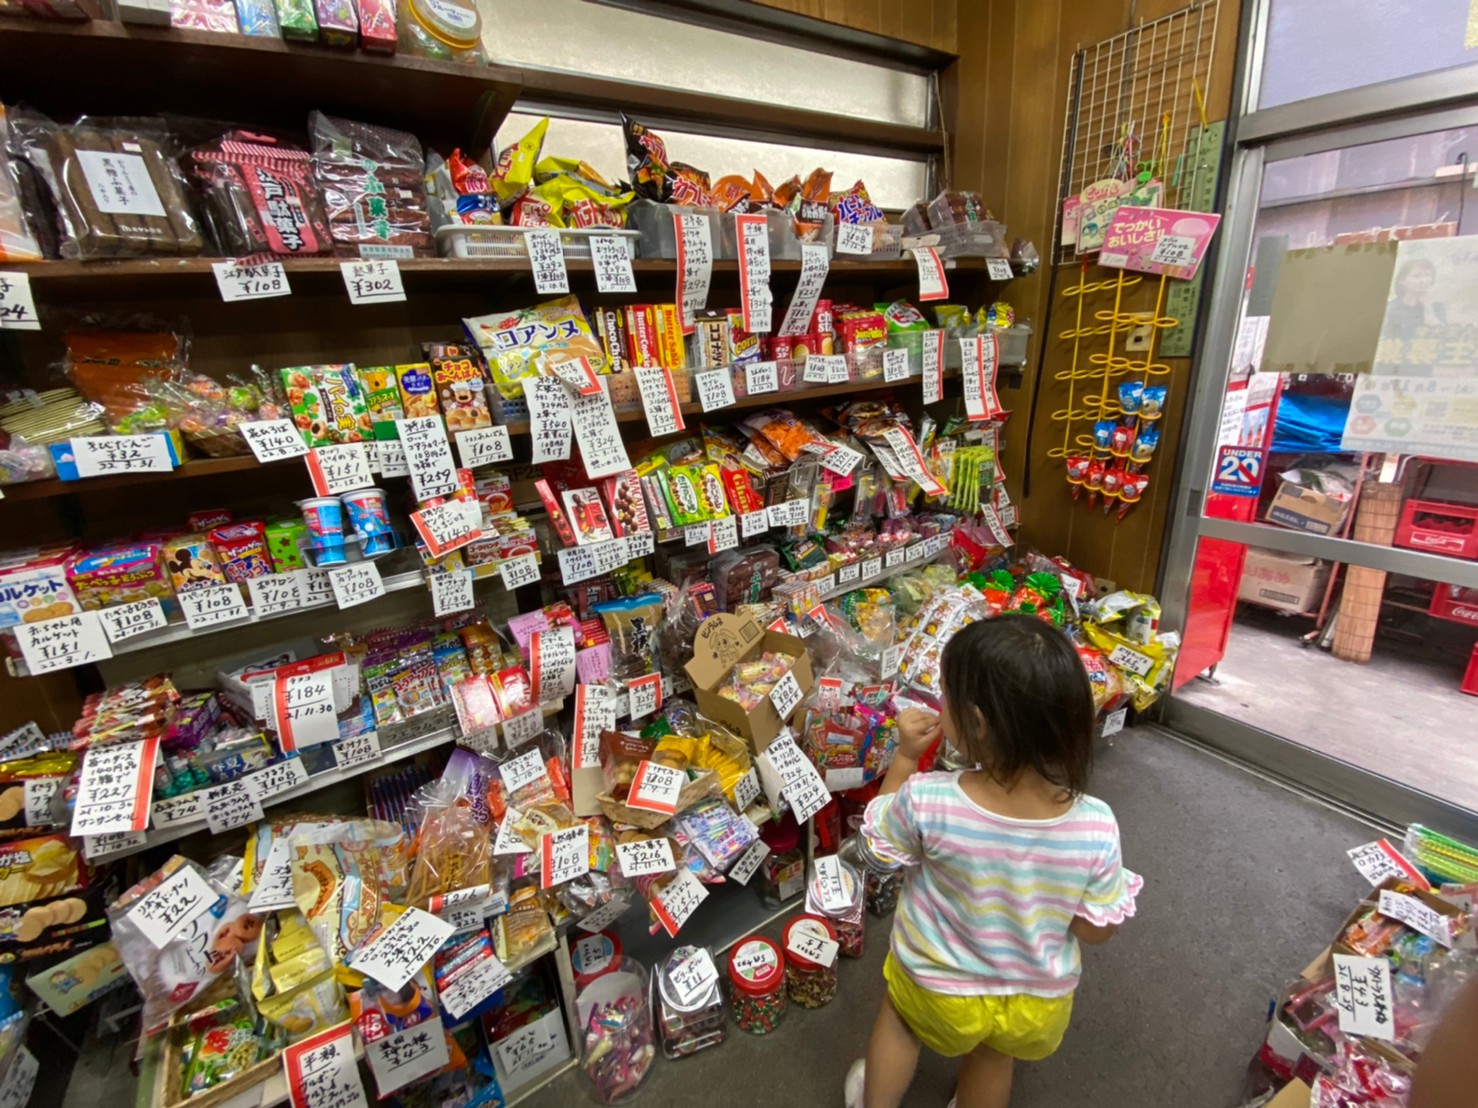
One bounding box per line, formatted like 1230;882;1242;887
750;0;958;53
948;0;1241;591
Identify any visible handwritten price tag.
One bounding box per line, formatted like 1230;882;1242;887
1378;889;1455;947
499;553;541;591
204;779;264;834
306;443;373;497
590;234;637;294
340;259;406;304
911;246;948;301
0;271;40;331
348;907;456;991
526;229;569;294
429;568;475;616
284;1025;368;1108
625;760;686;815
652;867;708;937
616;837;676;878
768;670;803;720
576;896;630;933
727;839;769;885
329;562;384;609
248;571;305;616
986;257;1014;280
786;919;839;967
213;259;290;302
1348;840;1428;889
668;949;718;1005
179;584;249;631
627;673;662;720
836;222;873;255
882;347;910;382
734;768;760;811
695;368;736;412
126;863;218;949
814;854;851;911
240;418;309;462
502;707;545;749
1332;953;1396;1040
98;598;166;644
332;732;381;770
72;434;175;477
540;823;591;888
746;361;778;395
455;425;513;469
740;509;769;538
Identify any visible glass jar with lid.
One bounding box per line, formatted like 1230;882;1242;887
727;936;786;1034
654;945;727;1059
758;815;805;909
806;856;866;958
782;914;839;1009
398;0;485;63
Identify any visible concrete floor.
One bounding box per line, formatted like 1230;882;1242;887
1178;606;1478;810
520;729;1376;1108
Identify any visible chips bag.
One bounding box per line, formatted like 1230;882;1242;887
464;296;608;398
489;117;548;205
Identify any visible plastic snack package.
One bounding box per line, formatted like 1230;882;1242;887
621;114;670;203
464;296;607;400
489;117;548;205
309;112;433;258
257;965;347;1042
188;130;331;257
404;780;493;909
62;327;189;434
0;105;45;262
593;593;665;681
178;996;265;1097
288;835;385;976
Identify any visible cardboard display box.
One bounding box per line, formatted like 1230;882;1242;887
1239;548;1331;614
1266;479;1347;536
684;613;814;752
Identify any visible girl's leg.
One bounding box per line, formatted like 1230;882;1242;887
954;1043;1014;1108
863;995;922;1108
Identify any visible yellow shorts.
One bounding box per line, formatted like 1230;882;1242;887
883;953;1074;1060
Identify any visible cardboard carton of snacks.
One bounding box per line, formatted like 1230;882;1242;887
684;613;814;751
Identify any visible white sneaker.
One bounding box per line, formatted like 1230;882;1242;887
844;1059;865;1108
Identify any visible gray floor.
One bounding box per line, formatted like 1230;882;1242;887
521;729;1376;1108
1178;607;1478;810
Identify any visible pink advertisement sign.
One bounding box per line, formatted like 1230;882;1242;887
1098;206;1221;280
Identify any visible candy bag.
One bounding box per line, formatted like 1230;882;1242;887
622;114;670;203
489;117;547;205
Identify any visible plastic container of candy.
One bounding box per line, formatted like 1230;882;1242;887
577;957;656;1104
806;857;866;958
655;945;727;1059
727;936;787;1034
782;914;839;1008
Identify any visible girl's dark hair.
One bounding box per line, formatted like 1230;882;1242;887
940;617;1096;797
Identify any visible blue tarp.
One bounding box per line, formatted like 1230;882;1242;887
1271;391;1350;455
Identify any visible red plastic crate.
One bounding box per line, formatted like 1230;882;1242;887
1395;498;1478;560
1429;583;1478;627
1464;644;1478;697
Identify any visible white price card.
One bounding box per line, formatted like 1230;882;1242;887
213;260;291;302
23;777;62;828
240;418;309;463
455;425;513;471
786;919;839;967
204;779;264;834
557;544;597;586
906;542;925;562
668;949;718;1005
0;1049;37;1108
616;837;676;878
627;673;662;720
248;571;305;616
826;766;865;792
922;329;945;405
72;433;175;477
1378;889;1455;947
502;706;545;750
573;933;613;976
373;438;409;478
531;625;576;702
349;906;456;991
180;584;249;631
366;1016;452;1098
885;547;906;569
837;562;860;584
439;952;512;1020
340;259;406;304
735;212;774;332
734;768;760;811
329;562;384;609
577;896;630;933
432;884;494;934
248;839;296;912
740;508;770;538
410;497;482;558
911;246;949;301
635;365;686;438
499;552;541;592
274;671;340;750
590;234;637;294
676;213;714;330
1332;953;1396;1040
71;737;157;837
746;360;779;395
396;415;459;501
684;523;709;547
548;356;601;396
768;670;804;719
499;748;549;794
862;556;882;579
1347;840;1427;888
836;222;873;255
1148;233;1197;267
0;271;40;330
247;757;309;802
803;354;848;385
707;515;739;553
127;863;219;949
306;443;373;497
809;442;864;477
540;823;591;888
98;598;166;644
814;854;851;911
624;530;655;559
284;1024;368;1108
525;375;573;464
525;228;569;294
880;644;902;677
1100;707;1128;738
883;347;910;382
151;792;202;828
695;368;736;412
1107;642;1155;677
727;839;769;885
652;867;709;938
779;242;829;336
568;377;633;478
332;732;381;770
986;257;1014;280
430;568;475;616
625;760;686;815
83;831;146;860
572;684;616;771
767;499;808;528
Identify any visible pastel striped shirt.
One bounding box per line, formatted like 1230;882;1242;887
861;771;1141;998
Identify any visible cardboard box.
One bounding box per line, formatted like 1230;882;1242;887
25;940;129;1016
1267;1081;1312;1108
1266;480;1346;536
1239;548;1331;614
684;613;814;751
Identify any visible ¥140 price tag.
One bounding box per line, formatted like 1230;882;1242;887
240;418;309;463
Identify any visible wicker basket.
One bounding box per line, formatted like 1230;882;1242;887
596;769;718;830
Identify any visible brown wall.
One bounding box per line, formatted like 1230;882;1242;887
947;0;1240;591
750;0;958;53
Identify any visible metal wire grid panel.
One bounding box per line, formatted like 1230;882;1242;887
1052;0;1222;262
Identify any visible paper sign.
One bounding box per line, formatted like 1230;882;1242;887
728;839;769;885
1378;889;1455;947
577;896;630;933
1100;707;1128;738
493;1013;565;1087
786;921;839;967
432;884;494;935
767;499;808;528
213;260;290;302
525;228;569;294
180;584;250;631
127;864;218;949
922;330;945;405
0;271;40;330
768;670;803;719
396;415;459;501
881;426;946;495
499;553;541;592
739;508;769;538
373;438;409;478
557;545;598;586
332;732;381;770
72;738;157;836
547;356;602;397
735;212;773;332
986;256;1014;280
540;824;591;888
836;222;873;255
1098;206;1221;280
494;809;533;856
306;443;372;497
349;907;456;991
568;378;633;478
590;234;637;294
430;568;475;616
329;562;384;609
1107;643;1155;677
274;671;339;750
284;1024;368;1108
526;375;573;464
205;779;264;834
0;1049;37;1108
695;368;736;412
456;425;513;469
911;246;948;301
814;854;850;911
652;867;709;937
241;419;309;463
499;748;548;794
439;952;511;1020
249;572;305;616
627;673;662;720
668;949;718;1005
707;515;739;553
863;556;882;579
247;756;309;802
626;760;686;815
23;777;62;828
1332;954;1396;1040
83;831;146;860
301;568;337;608
1347;840;1428;889
341;259;406;304
746;361;779;395
72;434;175;478
573;685;616;770
675;214;713;331
502;707;545;751
15;609;117;670
826;766;865;792
366;1016;451;1098
531;625;576;703
734;768;760;811
248;839;296;912
779;243;829;336
616;837;676;878
882;348;910;382
635;366;686;438
803;354;848;385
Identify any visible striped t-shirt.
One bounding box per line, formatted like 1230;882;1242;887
861;771;1141;998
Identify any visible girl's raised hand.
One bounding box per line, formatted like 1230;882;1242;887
896;708;943;760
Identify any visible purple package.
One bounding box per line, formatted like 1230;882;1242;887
165;692;221;752
575;643;611;685
506;610;552;659
314;0;357;45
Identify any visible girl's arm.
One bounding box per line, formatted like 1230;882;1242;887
878;708;942;796
1069;917;1120;946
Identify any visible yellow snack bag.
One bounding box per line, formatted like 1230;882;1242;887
489;117;548;204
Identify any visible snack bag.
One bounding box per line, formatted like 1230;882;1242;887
489;117;548;205
464;296;607;400
622;114;670;203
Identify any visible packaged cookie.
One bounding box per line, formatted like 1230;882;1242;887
66;542;177;617
0;546;82;629
316;364;371;444
207;521;273;585
308;112;433;258
164;534;228;594
357;366;404;442
424;342;491;432
395;362;439;419
24;940;129;1017
0;835;86;909
187;130;332;257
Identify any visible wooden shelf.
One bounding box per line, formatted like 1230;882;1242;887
0;452;298;502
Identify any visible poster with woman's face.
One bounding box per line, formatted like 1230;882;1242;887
1374;237;1478;377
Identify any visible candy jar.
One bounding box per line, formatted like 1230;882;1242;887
782;914;839;1009
839;833;900;917
577;957;655;1104
807;858;866;958
758;815;805;910
727;936;787;1034
655;945;727;1059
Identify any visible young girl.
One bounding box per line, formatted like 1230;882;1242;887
845;616;1141;1108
